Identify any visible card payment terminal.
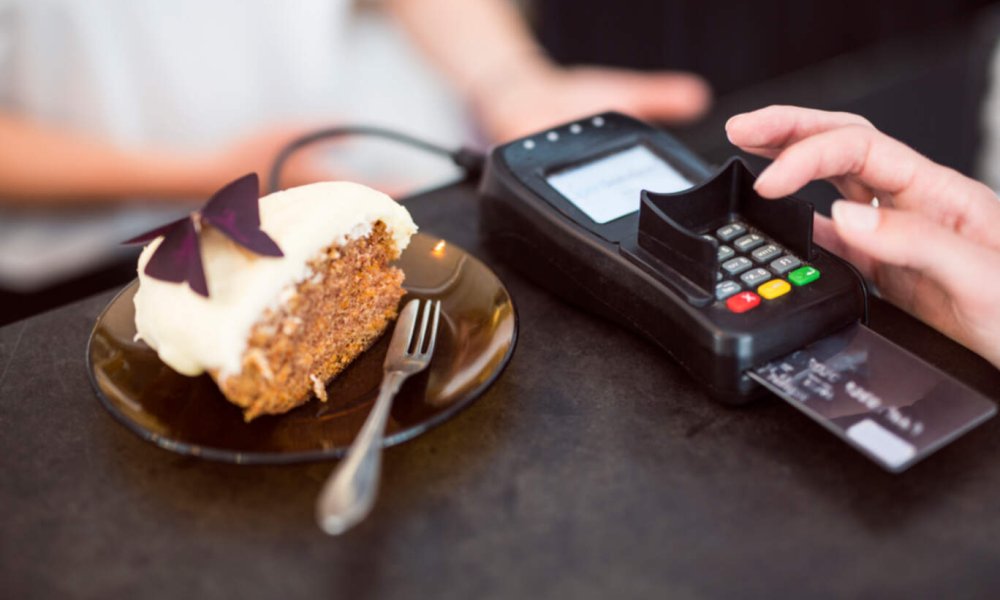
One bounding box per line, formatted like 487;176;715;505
478;112;994;472
479;112;865;402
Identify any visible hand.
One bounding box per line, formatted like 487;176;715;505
726;105;1000;368
474;63;711;142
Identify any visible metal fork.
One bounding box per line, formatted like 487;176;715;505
316;298;441;535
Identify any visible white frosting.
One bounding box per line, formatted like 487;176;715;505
133;181;416;377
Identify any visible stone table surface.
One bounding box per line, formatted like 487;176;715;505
2;180;1000;599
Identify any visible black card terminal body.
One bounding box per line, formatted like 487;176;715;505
478;112;867;403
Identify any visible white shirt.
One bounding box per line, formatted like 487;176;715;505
0;0;349;151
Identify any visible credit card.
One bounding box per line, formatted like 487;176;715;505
748;324;996;472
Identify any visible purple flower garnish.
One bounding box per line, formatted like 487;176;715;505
124;173;284;297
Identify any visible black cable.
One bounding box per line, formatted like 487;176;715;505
268;125;485;194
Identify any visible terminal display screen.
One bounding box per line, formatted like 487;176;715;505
546;145;693;224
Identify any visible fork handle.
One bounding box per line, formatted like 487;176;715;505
316;369;406;534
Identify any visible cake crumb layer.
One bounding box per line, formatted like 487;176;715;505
217;222;405;421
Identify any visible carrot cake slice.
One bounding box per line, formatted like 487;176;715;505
132;181;417;421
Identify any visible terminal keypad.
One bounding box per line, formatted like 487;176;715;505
710;221;820;311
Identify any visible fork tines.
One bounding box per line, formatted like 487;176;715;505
408;299;441;357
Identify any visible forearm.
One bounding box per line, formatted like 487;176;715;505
0;113;213;204
386;0;554;105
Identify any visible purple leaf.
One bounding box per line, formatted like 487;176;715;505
201;173;283;257
142;218;209;297
120;172;284;298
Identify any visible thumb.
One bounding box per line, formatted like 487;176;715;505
830;200;992;294
621;72;712;123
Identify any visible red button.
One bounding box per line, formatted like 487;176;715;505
726;291;761;313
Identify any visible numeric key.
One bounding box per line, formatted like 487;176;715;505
734;234;765;252
751;244;781;262
722;257;752;276
716;223;747;242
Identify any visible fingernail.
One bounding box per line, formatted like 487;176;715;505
724;114;743;135
832;200;880;232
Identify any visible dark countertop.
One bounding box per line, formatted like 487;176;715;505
2;180;1000;599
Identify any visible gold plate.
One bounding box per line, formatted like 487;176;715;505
87;233;517;464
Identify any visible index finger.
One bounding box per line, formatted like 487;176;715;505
755;124;1000;249
726;105;873;158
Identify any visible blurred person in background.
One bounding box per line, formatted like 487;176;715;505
0;0;709;206
0;0;707;305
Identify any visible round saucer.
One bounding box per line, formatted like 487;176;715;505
87;233;517;464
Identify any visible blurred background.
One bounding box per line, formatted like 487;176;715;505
1;0;998;324
535;0;998;174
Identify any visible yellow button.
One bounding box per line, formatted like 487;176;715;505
758;279;791;300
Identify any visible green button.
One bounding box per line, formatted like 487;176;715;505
788;266;820;286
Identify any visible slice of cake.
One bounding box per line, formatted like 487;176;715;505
132;181;417;421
